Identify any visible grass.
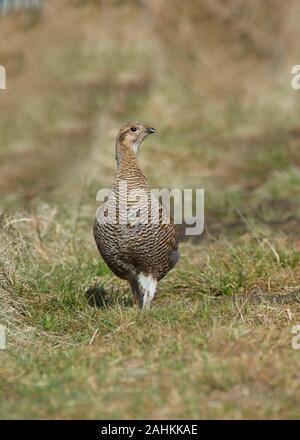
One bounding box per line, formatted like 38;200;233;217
1;207;300;419
1;0;300;419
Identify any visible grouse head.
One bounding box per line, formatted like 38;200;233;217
116;122;156;155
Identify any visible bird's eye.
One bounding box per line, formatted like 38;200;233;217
130;127;138;132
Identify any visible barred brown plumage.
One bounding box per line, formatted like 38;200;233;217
93;122;179;309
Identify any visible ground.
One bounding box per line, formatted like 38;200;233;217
0;0;300;419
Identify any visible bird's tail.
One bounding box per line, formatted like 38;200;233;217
131;273;157;310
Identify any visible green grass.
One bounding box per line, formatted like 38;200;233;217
1;207;300;419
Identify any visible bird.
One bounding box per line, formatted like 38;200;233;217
93;122;179;310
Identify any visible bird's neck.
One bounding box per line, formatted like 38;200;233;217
116;141;139;170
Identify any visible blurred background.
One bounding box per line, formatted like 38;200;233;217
1;0;299;229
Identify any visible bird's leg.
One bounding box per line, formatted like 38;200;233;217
129;279;141;307
137;273;157;310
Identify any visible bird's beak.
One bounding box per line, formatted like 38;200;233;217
146;127;156;134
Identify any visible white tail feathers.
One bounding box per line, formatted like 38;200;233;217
137;273;157;310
